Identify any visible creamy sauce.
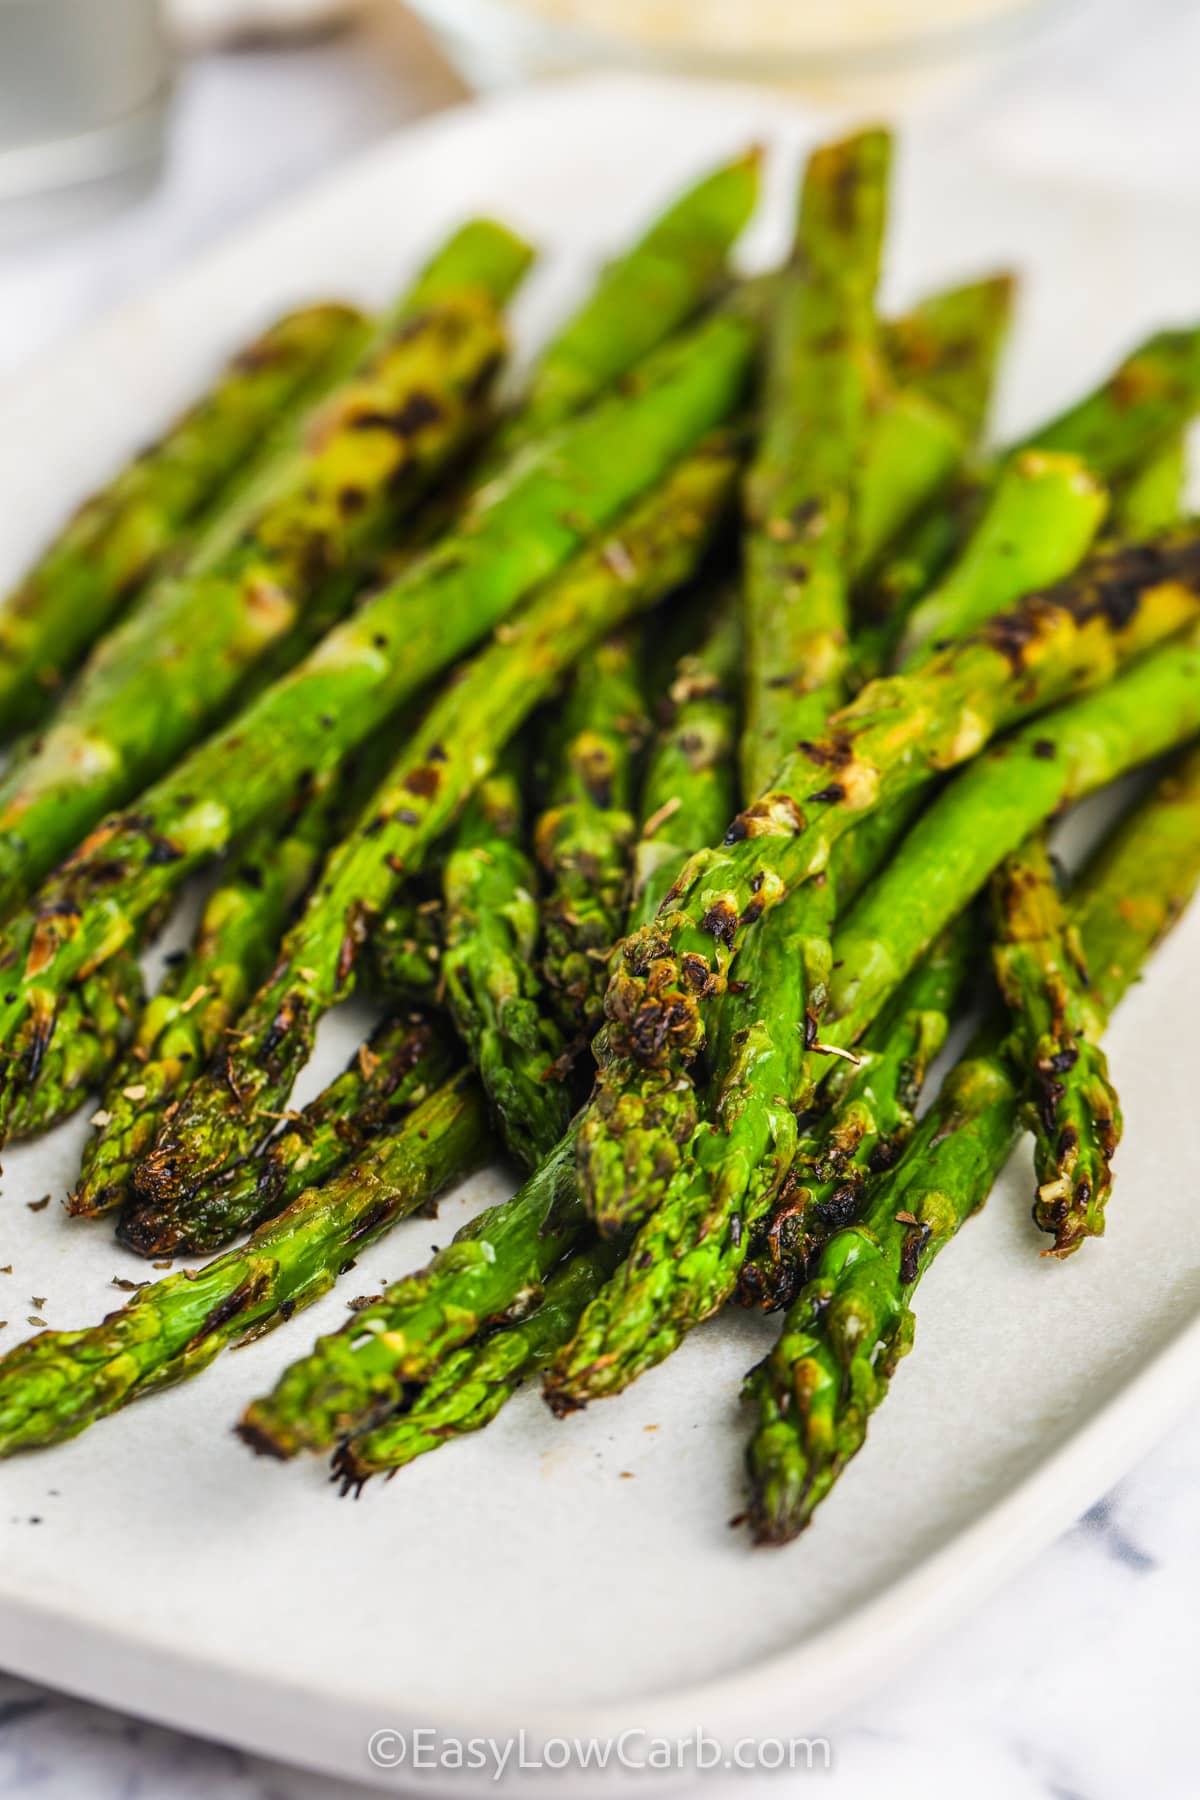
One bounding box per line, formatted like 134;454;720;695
511;0;1039;56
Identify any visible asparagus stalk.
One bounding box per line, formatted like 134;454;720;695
0;226;529;916
855;323;1200;679
880;272;1016;442
366;895;442;1006
577;264;1005;1250
896;451;1109;662
741;126;889;798
0;302;368;740
6;951;144;1142
121;434;739;1240
577;599;741;1240
238;1119;586;1458
811;627;1200;1082
549;919;975;1413
68;778;342;1217
120;1011;457;1255
334;1239;620;1489
743;745;1200;1542
1072;747;1200;1017
736;922;975;1311
484;149;761;467
1110;434;1188;538
535;630;649;1036
593;130;889;1245
544;874;815;1411
546;498;973;1394
1009;326;1200;478
603;528;1200;1084
0;1068;486;1458
852;272;1016;583
236;601;743;1459
443;754;573;1168
991;833;1121;1256
629;598;742;929
0;312;754;1112
746;1028;1016;1543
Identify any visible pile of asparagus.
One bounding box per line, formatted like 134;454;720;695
2;127;1200;1545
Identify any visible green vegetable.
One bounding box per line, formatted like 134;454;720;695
743;743;1200;1542
0;302;367;739
604;528;1200;1084
334;1241;621;1488
446;754;573;1168
536;630;649;1035
0;312;754;1129
991;832;1121;1257
69;777;340;1215
0;222;531;913
119;1012;458;1256
896;451;1109;663
6;950;143;1141
484;148;761;466
578;598;741;1238
741;126;889;797
736;921;975;1312
0;1069;486;1457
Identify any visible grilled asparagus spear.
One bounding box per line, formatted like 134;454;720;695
736;923;976;1312
0;1064;485;1458
444;752;573;1168
484;149;761;467
0;302;368;739
896;451;1109;662
577;598;741;1242
602;529;1200;1086
68;778;342;1216
0;223;529;915
236;598;745;1459
120;1012;458;1255
0;312;754;1123
744;743;1200;1542
6;951;144;1141
741;126;889;798
535;630;649;1036
991;832;1121;1256
120;436;738;1243
334;1240;621;1489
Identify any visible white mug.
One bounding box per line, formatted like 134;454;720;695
0;0;172;233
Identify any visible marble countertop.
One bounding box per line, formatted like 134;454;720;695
1;2;1198;1795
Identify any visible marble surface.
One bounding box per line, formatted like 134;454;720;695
1;2;1198;1795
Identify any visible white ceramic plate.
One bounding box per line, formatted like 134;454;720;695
1;72;1199;1796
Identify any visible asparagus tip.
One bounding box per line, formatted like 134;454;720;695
541;1371;587;1419
234;1411;295;1461
329;1449;372;1499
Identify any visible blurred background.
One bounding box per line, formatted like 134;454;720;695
3;0;1199;379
